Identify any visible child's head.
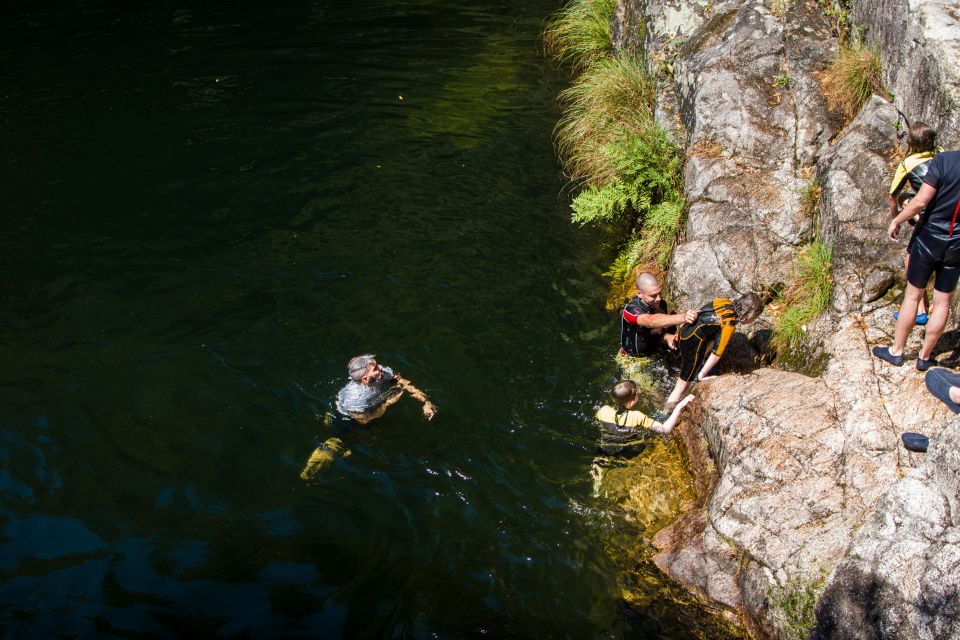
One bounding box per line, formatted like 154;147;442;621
908;121;937;154
611;380;639;409
733;292;764;325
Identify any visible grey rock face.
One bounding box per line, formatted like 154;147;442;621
852;0;960;148
606;0;960;637
653;321;949;639
631;0;836;308
817;96;906;314
810;415;960;640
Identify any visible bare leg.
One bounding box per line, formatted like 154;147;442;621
919;289;953;360
666;377;690;406
890;284;924;356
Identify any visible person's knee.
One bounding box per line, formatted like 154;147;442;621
903;284;925;301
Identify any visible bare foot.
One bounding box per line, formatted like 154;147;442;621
949;386;960;405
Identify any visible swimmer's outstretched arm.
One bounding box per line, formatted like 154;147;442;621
393;374;437;420
349;389;405;425
650;394;695;434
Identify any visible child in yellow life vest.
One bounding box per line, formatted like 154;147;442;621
889;121;939;324
591;380;694;496
596;380;694;456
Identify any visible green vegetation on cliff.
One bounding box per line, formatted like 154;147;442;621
543;0;615;70
771;240;833;357
768;574;827;640
545;0;686;297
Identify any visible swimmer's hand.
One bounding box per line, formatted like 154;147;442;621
684;309;699;324
423;401;437;420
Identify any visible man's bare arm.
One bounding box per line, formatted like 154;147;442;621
349;389;404;424
394;375;437;420
635;310;697;328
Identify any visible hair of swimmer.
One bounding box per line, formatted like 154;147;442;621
733;292;765;324
611;380;639;408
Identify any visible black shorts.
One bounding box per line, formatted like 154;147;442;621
907;237;960;293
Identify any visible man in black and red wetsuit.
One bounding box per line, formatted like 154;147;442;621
875;148;960;371
620;272;698;357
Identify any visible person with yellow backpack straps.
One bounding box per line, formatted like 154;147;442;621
889;121;939;325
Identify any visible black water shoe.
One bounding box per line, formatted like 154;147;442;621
872;346;904;366
916;357;937;372
901;432;929;453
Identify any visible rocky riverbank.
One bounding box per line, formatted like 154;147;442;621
606;0;960;637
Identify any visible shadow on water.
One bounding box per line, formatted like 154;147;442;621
2;0;743;637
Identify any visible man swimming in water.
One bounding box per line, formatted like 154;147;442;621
336;354;437;424
301;355;437;480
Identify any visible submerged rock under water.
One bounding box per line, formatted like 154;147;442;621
594;433;748;638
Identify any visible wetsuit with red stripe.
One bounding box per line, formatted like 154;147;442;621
620;295;674;356
907;150;960;292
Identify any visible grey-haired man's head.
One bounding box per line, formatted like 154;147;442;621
348;354;379;384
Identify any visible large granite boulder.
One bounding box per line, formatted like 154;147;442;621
619;0;837;308
817;96;906;315
852;0;960;148
651;320;949;639
810;415;960;640
606;1;960;637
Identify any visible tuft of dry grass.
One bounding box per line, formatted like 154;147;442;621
544;0;616;72
798;179;822;221
821;42;887;119
555;55;656;185
770;0;792;17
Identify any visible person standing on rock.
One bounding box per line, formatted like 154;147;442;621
620;272;698;357
888;121;939;325
875;147;960;371
664;293;765;408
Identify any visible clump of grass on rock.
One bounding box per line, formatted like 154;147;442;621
544;0;616;71
771;240;833;356
821;41;887;118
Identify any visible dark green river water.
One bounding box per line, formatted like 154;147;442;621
0;1;736;637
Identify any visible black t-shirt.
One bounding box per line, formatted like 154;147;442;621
920;150;960;236
913;151;960;264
